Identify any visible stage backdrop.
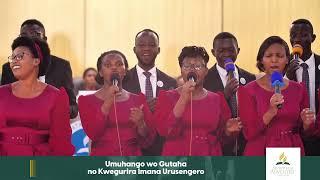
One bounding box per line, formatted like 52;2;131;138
0;0;319;78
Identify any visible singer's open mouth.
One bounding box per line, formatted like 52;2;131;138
270;65;279;69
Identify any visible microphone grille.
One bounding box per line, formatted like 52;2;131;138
187;72;197;82
111;73;120;82
224;58;235;72
292;44;303;56
271;71;284;87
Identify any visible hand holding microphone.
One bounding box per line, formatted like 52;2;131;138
101;73;121;114
174;72;198;118
110;73;121;97
301;108;316;130
181;72;197;102
286;44;303;80
270;71;285;109
262;72;285;125
224;58;239;100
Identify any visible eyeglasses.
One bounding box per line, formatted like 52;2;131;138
182;63;206;71
8;52;31;63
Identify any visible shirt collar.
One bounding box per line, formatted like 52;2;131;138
298;53;315;68
216;63;239;78
136;64;157;77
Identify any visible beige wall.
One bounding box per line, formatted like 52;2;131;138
0;0;319;78
223;0;320;74
0;0;85;76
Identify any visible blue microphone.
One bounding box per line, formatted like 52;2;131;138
224;58;235;80
271;71;285;109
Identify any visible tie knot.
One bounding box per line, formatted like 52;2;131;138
143;71;152;78
300;63;309;69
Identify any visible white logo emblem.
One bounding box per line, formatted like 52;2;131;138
240;77;246;85
157;80;164;87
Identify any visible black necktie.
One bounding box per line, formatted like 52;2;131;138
229;93;238;118
143;72;153;100
301;63;310;99
226;74;238;118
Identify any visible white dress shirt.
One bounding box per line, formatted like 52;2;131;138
216;64;239;88
39;75;46;83
295;53;316;112
136;65;157;98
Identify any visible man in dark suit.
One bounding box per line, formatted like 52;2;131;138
1;19;78;119
286;19;320;155
123;29;176;155
204;32;256;156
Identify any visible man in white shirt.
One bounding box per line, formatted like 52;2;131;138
204;32;256;156
286;19;320;156
122;29;177;155
123;29;176;110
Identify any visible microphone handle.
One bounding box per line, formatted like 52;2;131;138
293;53;299;61
113;79;118;87
275;85;282;109
227;71;234;80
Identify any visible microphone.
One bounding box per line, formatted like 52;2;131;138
292;44;303;61
111;73;120;87
271;71;285;109
187;72;197;82
224;58;235;80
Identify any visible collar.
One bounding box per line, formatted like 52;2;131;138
136;64;157;77
298;53;315;68
216;63;239;78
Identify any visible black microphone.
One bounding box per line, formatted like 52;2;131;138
271;71;284;109
292;44;303;61
187;72;197;82
224;58;235;80
111;73;120;87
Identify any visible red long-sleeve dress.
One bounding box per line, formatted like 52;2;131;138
155;90;231;156
238;81;318;156
78;93;155;156
0;84;74;156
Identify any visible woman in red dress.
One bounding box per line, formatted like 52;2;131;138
155;46;242;156
238;36;317;156
78;50;155;156
0;36;74;156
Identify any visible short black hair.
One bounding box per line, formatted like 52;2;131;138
96;50;129;84
135;29;159;43
292;19;313;34
213;32;238;47
178;46;209;67
11;36;51;77
256;36;290;72
82;67;97;79
21;19;45;30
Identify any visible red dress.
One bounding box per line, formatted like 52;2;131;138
238;81;318;156
155;90;231;156
78;93;155;156
0;84;74;156
318;88;320;121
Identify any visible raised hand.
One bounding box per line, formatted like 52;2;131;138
286;59;299;80
101;85;121;114
225;117;242;136
180;80;196;103
301;108;315;130
224;78;239;100
130;104;145;127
